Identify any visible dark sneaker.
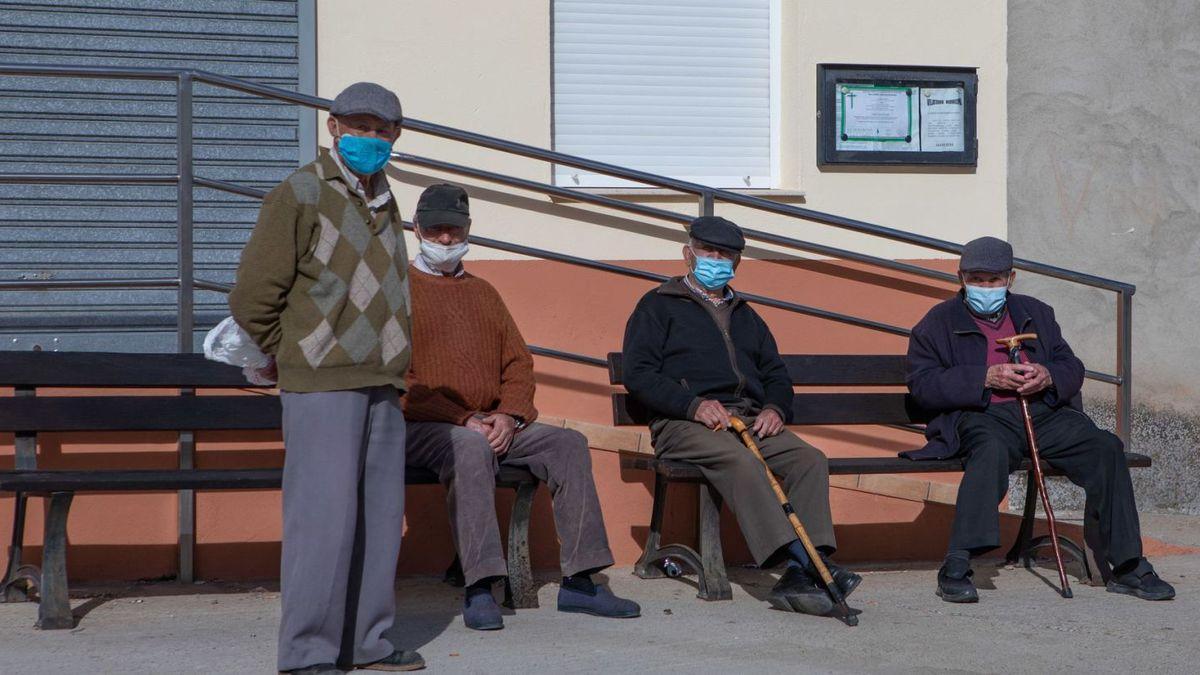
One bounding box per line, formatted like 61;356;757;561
937;558;978;603
557;583;641;618
281;665;341;675
463;587;504;631
820;557;863;599
769;566;835;616
1107;559;1176;601
356;650;425;672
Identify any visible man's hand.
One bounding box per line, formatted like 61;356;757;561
693;399;732;431
1016;362;1053;395
251;357;277;384
465;415;492;438
751;408;785;438
985;363;1033;392
481;413;517;455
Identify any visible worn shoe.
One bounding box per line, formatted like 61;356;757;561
769;566;835;616
936;558;978;603
1107;559;1176;601
463;586;504;631
557;582;641;618
356;650;426;672
281;665;341;675
820;558;863;599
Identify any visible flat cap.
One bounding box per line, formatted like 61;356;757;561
959;236;1013;273
330;82;403;124
689;216;745;253
415;183;470;228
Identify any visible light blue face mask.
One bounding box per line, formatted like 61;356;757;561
964;284;1008;315
336;131;394;175
691;249;735;290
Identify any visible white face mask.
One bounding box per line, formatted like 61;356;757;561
418;238;469;273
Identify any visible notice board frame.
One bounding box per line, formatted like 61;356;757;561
817;64;979;167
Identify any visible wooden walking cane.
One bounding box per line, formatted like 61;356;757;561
997;333;1073;599
727;417;859;626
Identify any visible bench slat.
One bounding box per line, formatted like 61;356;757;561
0;352;253;388
0;395;282;432
613;392;929;427
0;465;538;492
607;352;907;386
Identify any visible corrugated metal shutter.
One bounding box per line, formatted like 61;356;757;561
553;0;774;188
0;0;313;352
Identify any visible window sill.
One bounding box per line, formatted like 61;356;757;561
548;187;807;204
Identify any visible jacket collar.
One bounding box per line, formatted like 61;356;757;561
315;147;393;211
657;275;742;309
949;290;1039;352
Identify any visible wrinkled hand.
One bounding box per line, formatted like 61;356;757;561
465;415;492;438
1016;363;1053;395
985;363;1033;392
693;399;731;431
751;408;785;438
481;413;517;455
252;357;277;384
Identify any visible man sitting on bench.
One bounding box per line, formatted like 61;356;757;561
621;215;861;616
906;236;1175;603
403;183;640;631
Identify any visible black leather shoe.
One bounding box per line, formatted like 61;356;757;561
356;650;426;672
820;557;863;599
769;566;835;616
1107;559;1175;601
936;558;978;603
281;665;340;675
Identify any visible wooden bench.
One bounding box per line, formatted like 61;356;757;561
0;351;540;630
608;352;1150;601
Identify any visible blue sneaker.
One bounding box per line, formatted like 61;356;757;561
463;586;504;631
557;581;641;618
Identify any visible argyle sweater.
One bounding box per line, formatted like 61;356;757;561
402;269;538;424
229;148;412;393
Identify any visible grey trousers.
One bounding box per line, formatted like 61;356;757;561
651;418;835;566
277;386;406;672
405;421;615;586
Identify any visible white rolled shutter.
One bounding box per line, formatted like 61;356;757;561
553;0;773;188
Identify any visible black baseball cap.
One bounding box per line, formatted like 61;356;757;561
414;183;470;228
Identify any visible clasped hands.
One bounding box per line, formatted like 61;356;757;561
465;412;517;455
692;399;784;438
985;362;1053;396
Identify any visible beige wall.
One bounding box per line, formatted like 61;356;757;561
316;0;1006;261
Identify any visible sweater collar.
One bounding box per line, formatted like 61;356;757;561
950;290;1036;339
317;146;393;211
657;275;742;309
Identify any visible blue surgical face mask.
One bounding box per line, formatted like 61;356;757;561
691;248;736;290
335;123;394;175
964;284;1008;315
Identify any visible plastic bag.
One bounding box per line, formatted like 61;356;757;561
203;316;276;386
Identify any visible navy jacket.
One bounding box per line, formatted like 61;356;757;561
904;292;1085;459
622;277;793;422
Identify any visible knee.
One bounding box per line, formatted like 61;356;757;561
966;439;1012;467
557;428;593;468
795;444;829;475
1093;430;1125;462
451;433;495;473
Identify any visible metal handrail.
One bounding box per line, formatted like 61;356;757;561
0;62;1135;446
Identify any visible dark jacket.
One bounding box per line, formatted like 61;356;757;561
622;277;793;422
904;291;1085;459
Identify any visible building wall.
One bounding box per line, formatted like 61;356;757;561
316;0;1008;261
1007;0;1200;512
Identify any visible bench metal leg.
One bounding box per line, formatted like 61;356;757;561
37;491;74;630
1005;472;1093;584
3;491;32;602
503;482;538;609
695;483;732;601
632;475;706;586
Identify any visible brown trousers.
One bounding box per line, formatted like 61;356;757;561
651;418;835;565
406;421;614;586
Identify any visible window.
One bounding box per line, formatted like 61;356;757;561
553;0;779;189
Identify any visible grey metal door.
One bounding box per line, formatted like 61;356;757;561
0;0;315;351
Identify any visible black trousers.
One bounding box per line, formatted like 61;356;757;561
949;400;1143;567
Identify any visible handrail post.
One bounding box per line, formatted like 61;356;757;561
699;190;714;218
176;72;194;354
1116;289;1133;448
175;71;196;585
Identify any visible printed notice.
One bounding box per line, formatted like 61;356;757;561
835;84;919;152
919;87;965;152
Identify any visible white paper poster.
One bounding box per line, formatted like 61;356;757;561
919;87;965;152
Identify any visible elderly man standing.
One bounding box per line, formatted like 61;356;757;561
403;183;640;631
230;83;424;673
906;236;1175;604
621;216;860;617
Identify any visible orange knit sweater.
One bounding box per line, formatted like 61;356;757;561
402;268;538;424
